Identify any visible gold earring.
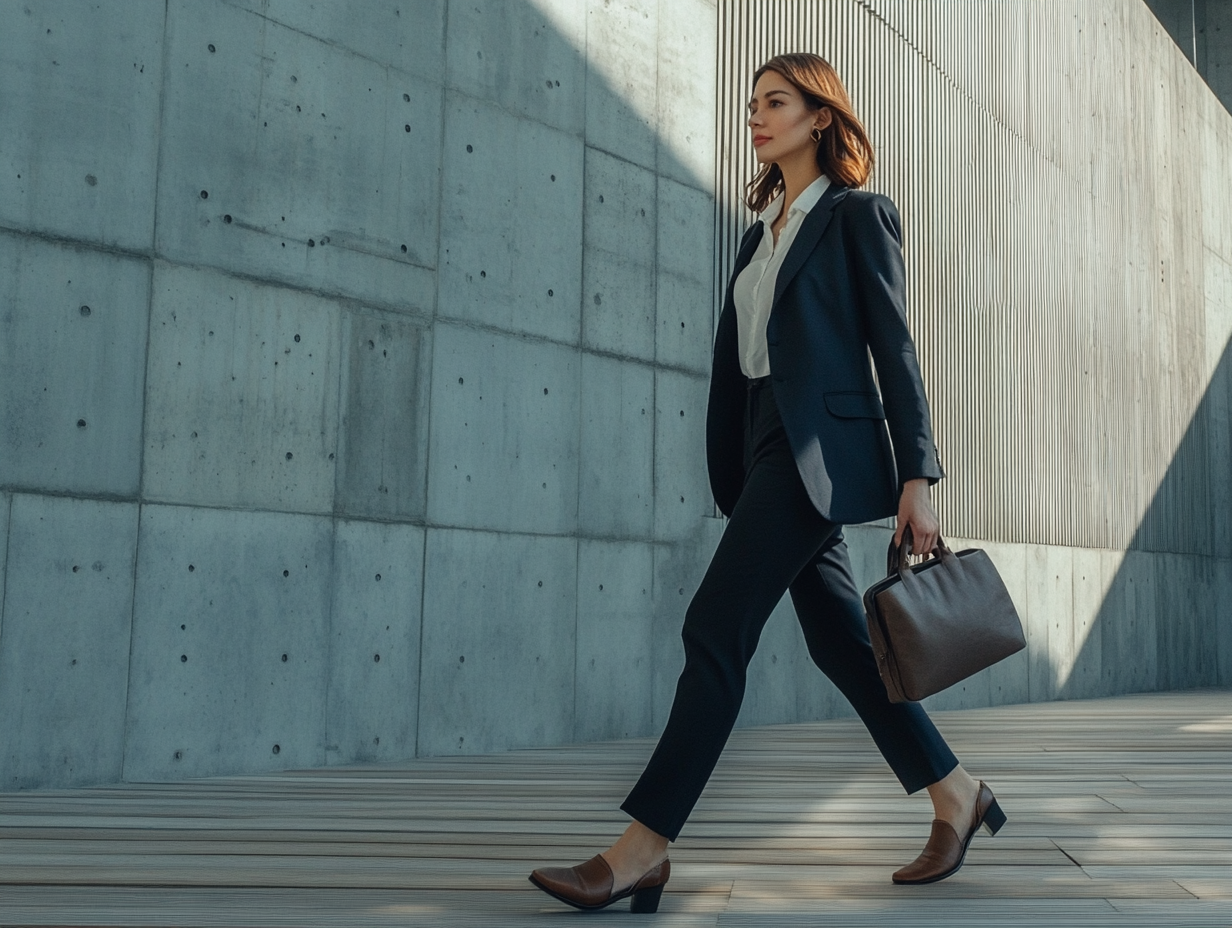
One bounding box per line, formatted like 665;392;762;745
811;126;823;142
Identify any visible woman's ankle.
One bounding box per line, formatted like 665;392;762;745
605;820;669;868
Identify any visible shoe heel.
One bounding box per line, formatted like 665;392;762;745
630;882;665;914
981;797;1007;836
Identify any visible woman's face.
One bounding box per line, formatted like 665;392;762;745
747;69;830;166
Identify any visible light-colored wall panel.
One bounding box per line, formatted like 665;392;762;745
575;538;655;742
584;0;659;171
126;505;333;781
326;519;425;765
656;0;719;190
0;1;163;249
222;0;446;83
426;324;580;535
142;265;341;513
0;233;149;497
438;92;583;343
335;311;432;522
653;369;712;541
418;527;577;755
156;0;439;312
445;0;586;136
578;354;654;539
0;495;138;789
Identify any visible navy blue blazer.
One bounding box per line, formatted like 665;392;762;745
706;183;945;525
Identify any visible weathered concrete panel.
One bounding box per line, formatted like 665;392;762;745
0;492;9;633
1024;544;1064;701
427;324;580;534
335;311;431;521
222;0;446;83
1121;549;1160;693
656;0;718;191
0;2;163;249
1215;557;1232;686
142;265;340;513
326;519;424;765
125;505;332;781
1067;547;1104;699
656;270;714;374
0;495;137;789
575;539;654;742
657;178;714;284
1157;553;1219;689
584;0;658;170
157;0;438;312
418;528;576;755
0;233;149;497
445;0;586;136
582;148;656;261
582;249;656;361
578;353;653;539
438;93;583;343
653;370;711;540
581;147;657;359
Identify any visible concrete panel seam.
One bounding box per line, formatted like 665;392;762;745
0;486;142;505
0;225;437;322
216;0;440;80
413;506;430;758
118;499;145;784
435;313;710;380
0;494;10;640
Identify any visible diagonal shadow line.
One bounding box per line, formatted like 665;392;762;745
1059;334;1232;700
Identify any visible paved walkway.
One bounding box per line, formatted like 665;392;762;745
1;688;1230;926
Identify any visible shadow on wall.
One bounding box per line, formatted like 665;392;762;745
0;0;725;790
1057;334;1232;701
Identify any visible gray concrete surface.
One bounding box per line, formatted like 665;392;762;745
0;0;1229;790
0;495;138;789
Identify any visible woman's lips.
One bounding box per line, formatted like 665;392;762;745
753;136;770;146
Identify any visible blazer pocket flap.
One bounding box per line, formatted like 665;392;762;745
824;391;886;419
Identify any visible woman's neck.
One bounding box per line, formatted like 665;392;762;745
777;157;824;216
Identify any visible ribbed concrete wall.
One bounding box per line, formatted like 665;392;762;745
717;0;1232;718
0;0;1229;790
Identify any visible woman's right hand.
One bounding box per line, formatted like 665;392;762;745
894;478;939;556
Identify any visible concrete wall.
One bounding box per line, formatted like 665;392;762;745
0;0;722;789
1145;0;1232;113
0;0;1229;790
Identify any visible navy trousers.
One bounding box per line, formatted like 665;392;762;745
621;376;958;841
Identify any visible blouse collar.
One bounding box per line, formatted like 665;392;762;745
759;173;832;226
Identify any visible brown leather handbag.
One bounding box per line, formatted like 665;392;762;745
862;530;1026;703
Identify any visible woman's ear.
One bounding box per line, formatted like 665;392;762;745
815;107;833;132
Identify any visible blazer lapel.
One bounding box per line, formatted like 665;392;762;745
771;183;848;311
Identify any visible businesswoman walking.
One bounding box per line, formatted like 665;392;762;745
530;53;1005;912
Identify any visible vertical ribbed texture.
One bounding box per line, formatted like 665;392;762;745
714;0;1232;556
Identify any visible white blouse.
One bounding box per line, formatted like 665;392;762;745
733;173;831;378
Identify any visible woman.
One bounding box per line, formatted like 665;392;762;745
529;53;1005;913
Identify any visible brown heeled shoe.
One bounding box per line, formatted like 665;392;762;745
529;854;670;913
892;780;1006;884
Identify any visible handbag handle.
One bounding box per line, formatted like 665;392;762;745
886;527;952;576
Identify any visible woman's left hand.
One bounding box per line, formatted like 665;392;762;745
894;478;939;556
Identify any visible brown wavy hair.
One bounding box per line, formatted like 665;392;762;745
745;53;874;212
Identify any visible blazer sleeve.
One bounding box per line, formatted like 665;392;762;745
843;193;945;486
